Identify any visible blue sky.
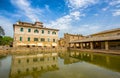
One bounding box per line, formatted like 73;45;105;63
0;0;120;37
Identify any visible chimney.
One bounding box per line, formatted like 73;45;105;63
35;21;43;27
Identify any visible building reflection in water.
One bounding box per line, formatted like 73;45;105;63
59;51;120;73
9;52;59;78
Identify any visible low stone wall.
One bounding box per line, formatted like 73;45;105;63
0;47;67;55
69;48;120;55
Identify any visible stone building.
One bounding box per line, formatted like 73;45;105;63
59;33;84;47
13;21;59;47
69;28;120;50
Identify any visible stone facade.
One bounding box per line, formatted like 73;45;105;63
69;28;120;50
13;21;59;47
59;33;84;47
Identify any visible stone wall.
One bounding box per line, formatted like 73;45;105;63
0;47;67;55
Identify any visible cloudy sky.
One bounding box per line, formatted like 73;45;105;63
0;0;120;37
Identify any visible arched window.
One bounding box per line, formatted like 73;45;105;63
34;29;39;33
52;31;56;35
42;30;44;34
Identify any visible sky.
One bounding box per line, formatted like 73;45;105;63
0;0;120;37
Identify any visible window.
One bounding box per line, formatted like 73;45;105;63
17;70;21;74
117;33;120;35
41;66;43;70
47;58;49;61
28;28;31;32
53;57;55;60
73;36;74;39
28;37;30;41
41;38;45;42
18;59;21;63
27;59;29;63
48;38;50;42
40;58;44;61
52;31;56;35
20;37;22;41
34;38;38;41
48;31;50;34
42;30;44;34
20;28;23;32
53;39;55;42
34;29;39;33
33;58;38;62
26;68;29;72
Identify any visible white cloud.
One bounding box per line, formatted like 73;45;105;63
102;6;109;11
109;0;120;6
109;0;120;16
94;14;98;16
66;0;97;10
45;11;84;37
11;0;42;22
75;25;101;35
46;11;82;30
113;9;120;16
45;5;51;13
45;0;99;37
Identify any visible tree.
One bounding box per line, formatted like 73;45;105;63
0;26;5;36
0;36;13;46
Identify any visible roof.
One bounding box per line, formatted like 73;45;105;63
64;33;83;36
90;28;120;36
13;21;59;31
70;35;120;43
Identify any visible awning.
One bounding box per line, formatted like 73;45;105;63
28;44;36;45
17;43;27;45
45;44;51;46
37;43;43;46
52;43;57;46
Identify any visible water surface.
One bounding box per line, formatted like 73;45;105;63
0;51;120;78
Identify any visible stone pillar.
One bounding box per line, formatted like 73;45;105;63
105;41;109;50
74;43;76;48
79;43;81;48
69;43;71;48
80;43;83;49
90;42;93;50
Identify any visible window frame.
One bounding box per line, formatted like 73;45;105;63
41;38;45;42
53;39;55;42
28;37;30;41
28;28;31;32
42;30;44;34
48;31;50;34
20;37;22;41
48;38;50;42
34;29;39;33
52;31;56;35
20;28;23;32
34;38;38;41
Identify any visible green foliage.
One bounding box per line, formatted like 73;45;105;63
0;26;5;36
0;36;13;45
